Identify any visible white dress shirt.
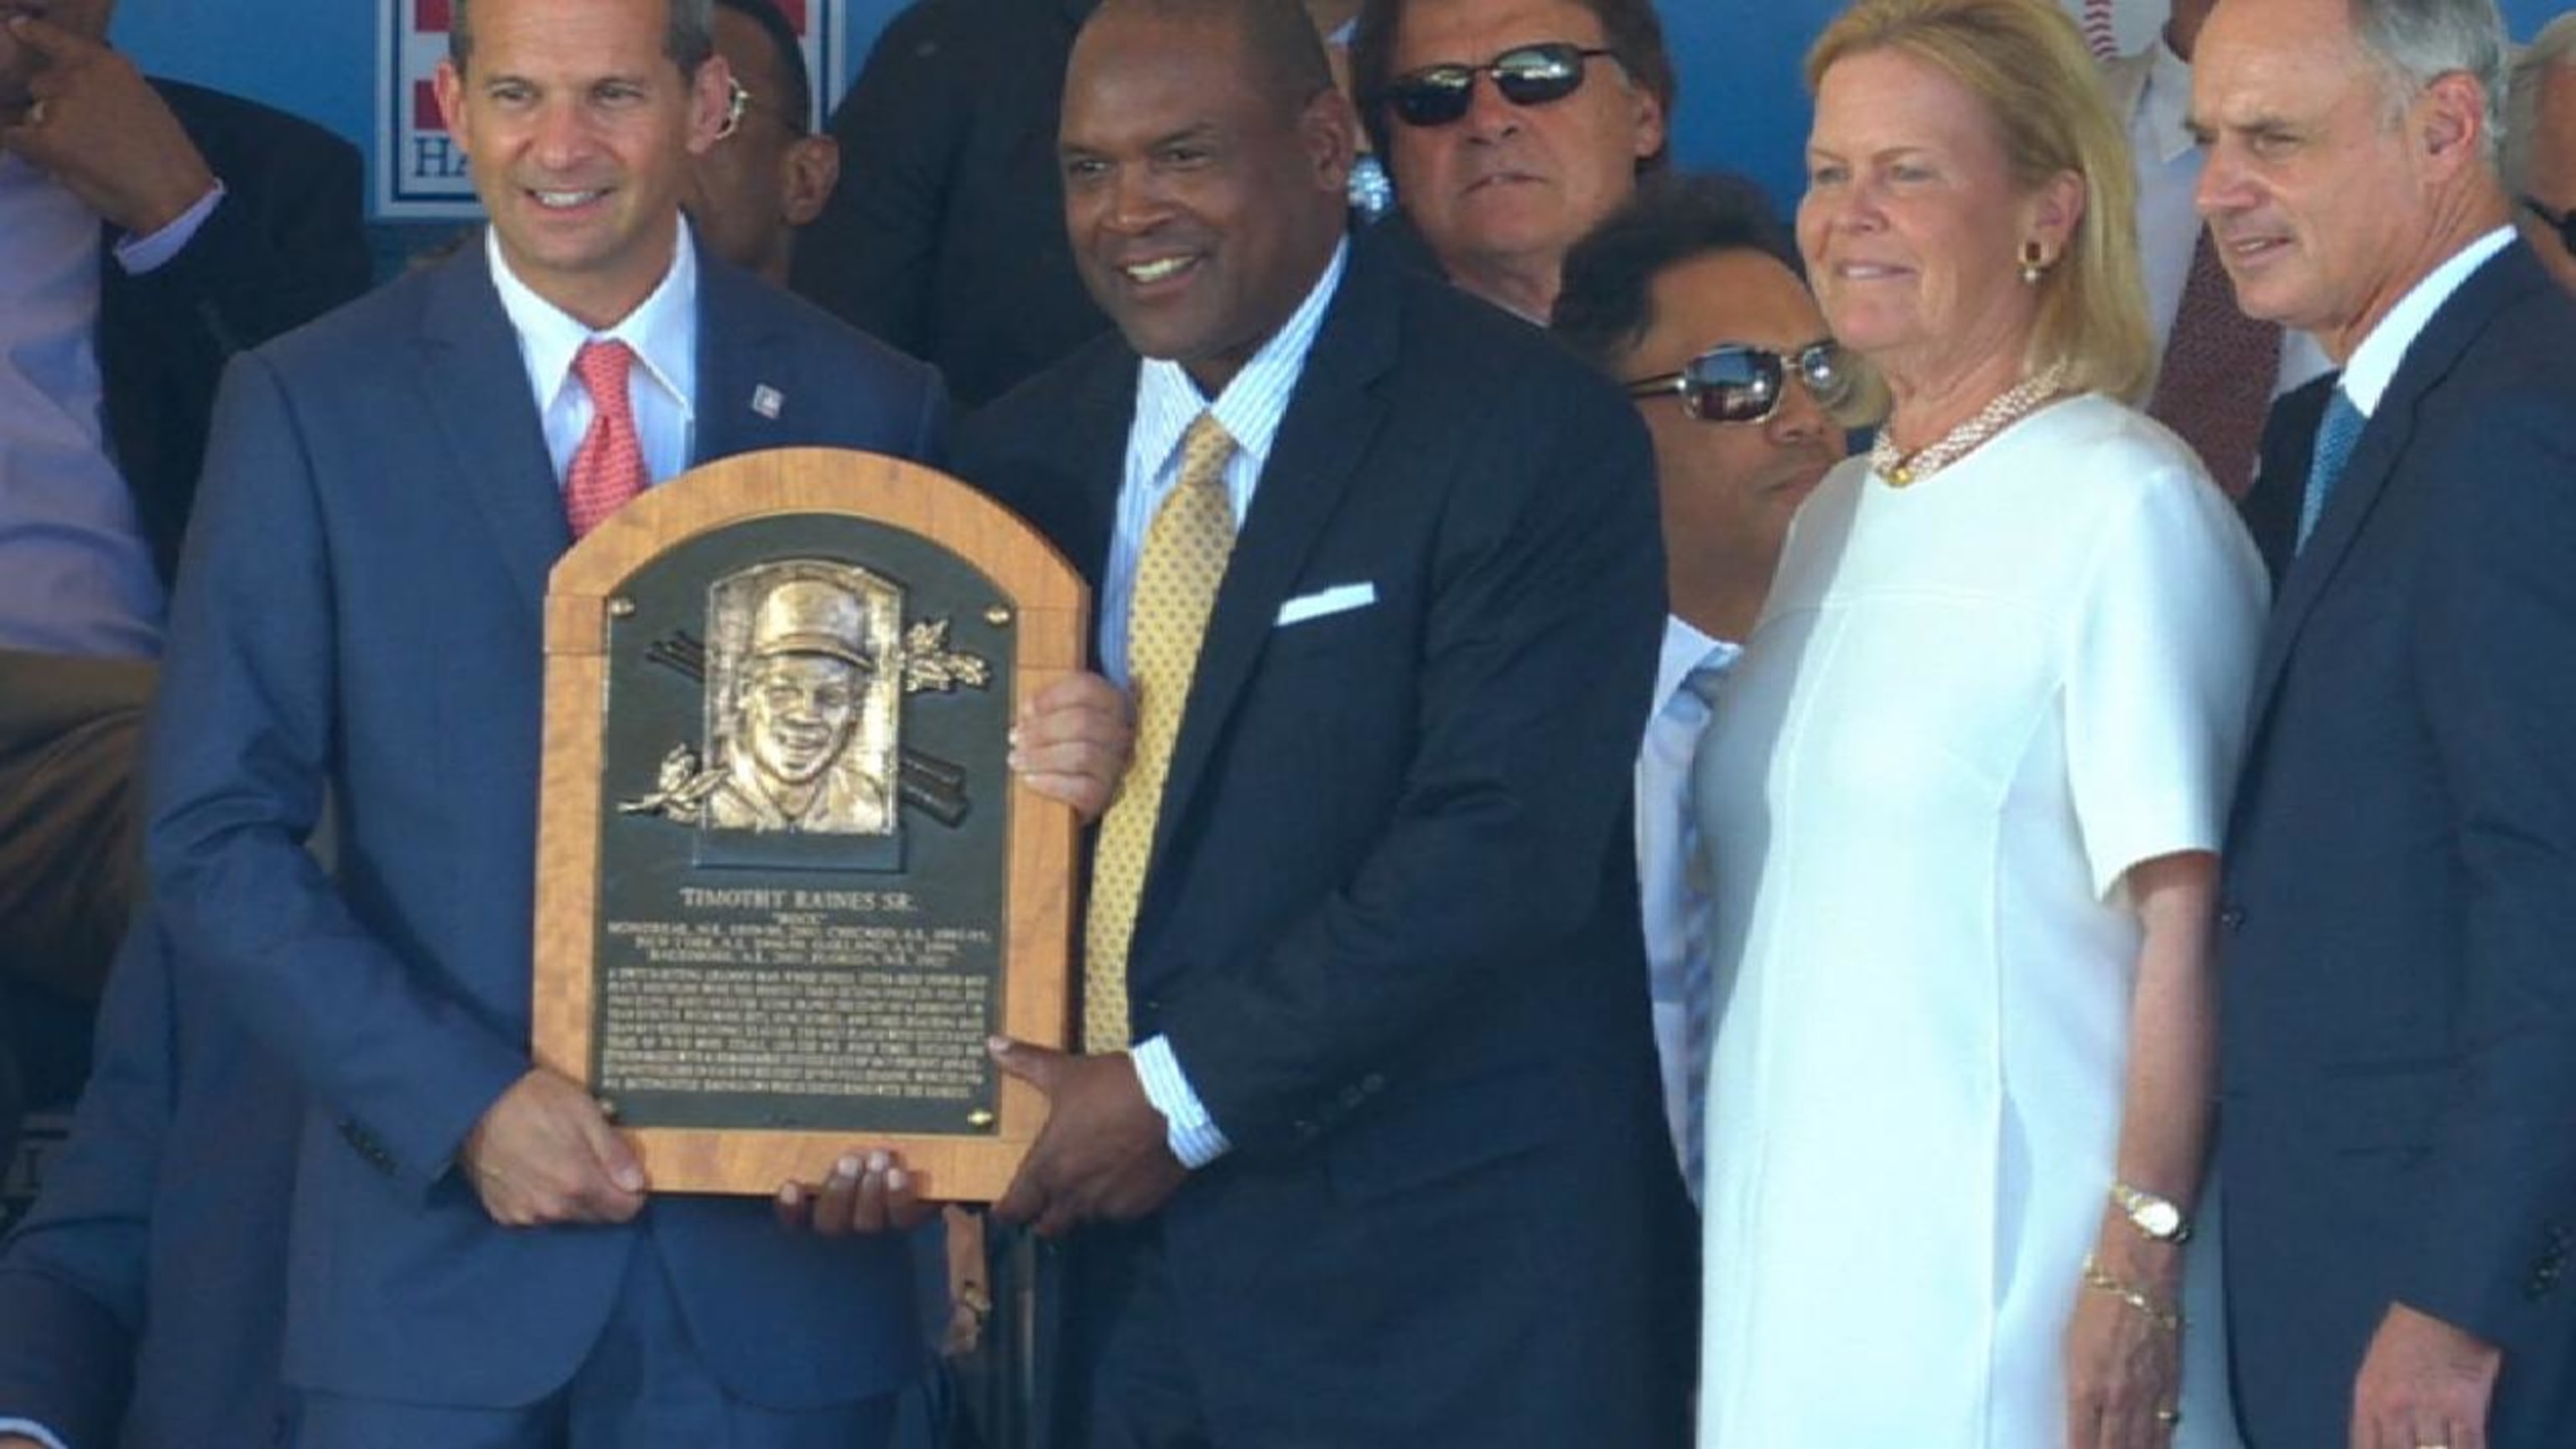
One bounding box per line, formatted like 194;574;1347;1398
2336;226;2515;418
486;219;700;487
1112;240;1351;1169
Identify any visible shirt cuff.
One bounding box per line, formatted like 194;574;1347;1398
0;1416;73;1449
1129;1035;1232;1169
112;180;227;275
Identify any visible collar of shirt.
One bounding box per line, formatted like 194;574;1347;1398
2137;35;2197;167
1649;615;1736;730
1099;238;1350;682
2337;226;2514;417
486;217;700;480
1126;236;1351;509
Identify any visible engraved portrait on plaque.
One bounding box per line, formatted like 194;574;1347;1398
533;449;1082;1201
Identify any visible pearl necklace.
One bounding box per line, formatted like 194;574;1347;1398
1868;362;2075;486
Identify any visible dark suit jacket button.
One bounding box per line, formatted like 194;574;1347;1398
1337;1084;1366;1109
1360;1073;1386;1095
2218;906;2246;931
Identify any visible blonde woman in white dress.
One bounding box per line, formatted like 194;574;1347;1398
1692;0;2265;1444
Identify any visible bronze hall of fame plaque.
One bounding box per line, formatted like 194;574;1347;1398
532;449;1085;1201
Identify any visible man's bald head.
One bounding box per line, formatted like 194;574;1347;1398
1088;0;1337;122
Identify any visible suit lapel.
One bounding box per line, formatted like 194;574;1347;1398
1148;245;1397;873
2242;245;2537;736
1071;353;1139;586
2242;375;2332;586
690;250;795;464
418;239;566;622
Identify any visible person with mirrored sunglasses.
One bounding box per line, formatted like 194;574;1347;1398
1623;337;1852;424
1555;172;1847;1215
2506;12;2576;299
1349;0;1672;322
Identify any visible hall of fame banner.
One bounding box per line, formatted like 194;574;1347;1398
375;0;852;220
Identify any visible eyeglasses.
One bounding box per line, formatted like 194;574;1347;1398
2524;195;2576;261
719;78;809;141
1381;43;1617;128
1625;340;1853;424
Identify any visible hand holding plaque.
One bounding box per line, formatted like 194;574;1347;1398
461;1067;647;1227
533;449;1087;1202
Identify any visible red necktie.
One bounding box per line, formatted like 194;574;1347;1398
2148;228;2282;499
564;340;648;538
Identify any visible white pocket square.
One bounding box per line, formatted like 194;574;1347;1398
1275;582;1378;627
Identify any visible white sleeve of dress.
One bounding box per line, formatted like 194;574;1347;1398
2062;450;2271;901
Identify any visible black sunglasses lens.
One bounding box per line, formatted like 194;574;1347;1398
1684;349;1781;423
1387;67;1474;127
1386;44;1597;126
1489;44;1587;106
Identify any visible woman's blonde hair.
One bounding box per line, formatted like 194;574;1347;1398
1806;0;2155;403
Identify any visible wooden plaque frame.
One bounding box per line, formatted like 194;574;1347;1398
533;449;1084;1201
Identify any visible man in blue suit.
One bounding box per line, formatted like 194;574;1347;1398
956;1;1693;1442
136;0;1070;1441
2194;0;2576;1443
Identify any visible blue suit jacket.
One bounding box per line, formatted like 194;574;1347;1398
144;239;948;1410
2218;241;2576;1446
0;916;299;1448
958;236;1696;1447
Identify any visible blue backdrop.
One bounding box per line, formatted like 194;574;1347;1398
108;0;2572;223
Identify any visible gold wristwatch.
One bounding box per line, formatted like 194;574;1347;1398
2111;1181;2193;1244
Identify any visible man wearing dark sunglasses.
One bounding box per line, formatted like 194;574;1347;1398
1553;173;1843;1207
1349;0;1670;323
2506;12;2576;298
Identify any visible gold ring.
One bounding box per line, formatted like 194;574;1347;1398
26;97;47;127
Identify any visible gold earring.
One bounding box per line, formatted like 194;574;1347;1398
2018;239;2048;285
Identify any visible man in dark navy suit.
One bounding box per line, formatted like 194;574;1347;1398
2194;0;2576;1443
958;1;1691;1443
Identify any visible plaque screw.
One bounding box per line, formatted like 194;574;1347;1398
968;1109;998;1129
984;605;1013;628
608;597;638;619
596;1097;621;1121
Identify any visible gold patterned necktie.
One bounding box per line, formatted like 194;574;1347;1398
1083;412;1239;1053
